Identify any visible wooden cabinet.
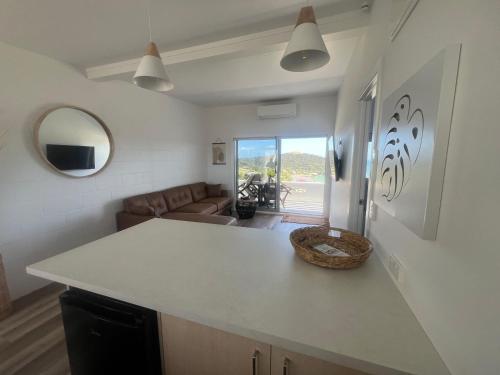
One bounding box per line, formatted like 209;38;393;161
160;314;368;375
270;347;369;375
0;254;12;320
160;314;271;375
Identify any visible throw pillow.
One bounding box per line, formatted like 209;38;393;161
207;184;222;197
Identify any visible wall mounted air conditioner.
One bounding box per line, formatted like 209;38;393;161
257;103;297;119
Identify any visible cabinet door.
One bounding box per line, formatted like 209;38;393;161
160;314;271;375
271;347;369;375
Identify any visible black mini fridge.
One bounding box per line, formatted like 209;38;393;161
59;288;162;375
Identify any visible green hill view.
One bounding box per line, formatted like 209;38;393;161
238;152;325;182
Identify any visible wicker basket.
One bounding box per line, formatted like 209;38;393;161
290;226;373;269
236;199;258;219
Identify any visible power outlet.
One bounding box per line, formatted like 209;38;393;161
387;254;404;284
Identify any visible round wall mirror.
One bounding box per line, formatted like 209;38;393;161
34;106;114;178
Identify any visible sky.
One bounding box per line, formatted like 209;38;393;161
237;137;327;158
281;137;326;157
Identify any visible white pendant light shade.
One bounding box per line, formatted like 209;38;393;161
280;6;330;72
133;42;174;92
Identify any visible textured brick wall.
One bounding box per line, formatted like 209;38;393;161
0;42;207;299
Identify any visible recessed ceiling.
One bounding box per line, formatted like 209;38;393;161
0;0;368;106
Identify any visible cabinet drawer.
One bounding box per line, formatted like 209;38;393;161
271;347;369;375
160;314;271;375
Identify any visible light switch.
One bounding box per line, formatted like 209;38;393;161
388;254;405;285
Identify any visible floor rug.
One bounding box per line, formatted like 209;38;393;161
281;214;329;226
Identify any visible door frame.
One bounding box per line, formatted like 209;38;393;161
356;81;377;234
351;62;384;234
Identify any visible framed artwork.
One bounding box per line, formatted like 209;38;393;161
373;45;460;240
212;142;226;165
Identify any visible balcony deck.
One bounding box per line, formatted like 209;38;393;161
280;181;325;216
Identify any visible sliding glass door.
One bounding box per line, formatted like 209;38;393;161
235;136;328;215
279;137;327;216
235;138;278;211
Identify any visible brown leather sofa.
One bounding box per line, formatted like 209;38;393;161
116;182;236;231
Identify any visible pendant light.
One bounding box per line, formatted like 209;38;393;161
280;5;330;72
133;0;174;92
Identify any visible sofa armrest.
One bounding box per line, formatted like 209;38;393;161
116;211;154;231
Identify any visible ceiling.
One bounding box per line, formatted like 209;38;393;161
147;37;356;106
0;0;369;106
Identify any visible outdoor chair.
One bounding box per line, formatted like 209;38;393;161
237;173;260;200
280;183;293;207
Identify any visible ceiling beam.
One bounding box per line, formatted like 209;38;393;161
86;10;369;81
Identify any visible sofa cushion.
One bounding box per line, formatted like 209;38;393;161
199;197;232;211
124;195;154;216
146;192;168;216
206;184;222;197
163;186;194;211
124;192;168;217
189;182;207;201
161;212;237;226
173;202;217;215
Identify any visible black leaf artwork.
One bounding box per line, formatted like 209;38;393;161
380;94;424;201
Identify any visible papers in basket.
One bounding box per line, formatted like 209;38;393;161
313;243;351;257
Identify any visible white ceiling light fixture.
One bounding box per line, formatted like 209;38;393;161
280;5;330;72
133;0;174;92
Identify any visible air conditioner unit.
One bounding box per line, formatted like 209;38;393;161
257;103;297;119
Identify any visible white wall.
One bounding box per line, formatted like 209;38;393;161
205;95;337;193
330;1;500;374
0;42;206;299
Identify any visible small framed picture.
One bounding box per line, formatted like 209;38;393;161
212;142;226;165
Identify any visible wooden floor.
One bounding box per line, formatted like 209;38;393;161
0;214;317;374
0;284;69;375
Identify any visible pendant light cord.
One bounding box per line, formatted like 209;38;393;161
146;0;153;42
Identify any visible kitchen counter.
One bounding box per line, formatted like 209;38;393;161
27;219;449;375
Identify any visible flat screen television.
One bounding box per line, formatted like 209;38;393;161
46;144;95;171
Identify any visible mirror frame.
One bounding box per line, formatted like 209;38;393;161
34;105;114;178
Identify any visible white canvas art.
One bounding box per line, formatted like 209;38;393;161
374;45;460;240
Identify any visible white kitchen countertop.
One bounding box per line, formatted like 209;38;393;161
27;219;449;375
